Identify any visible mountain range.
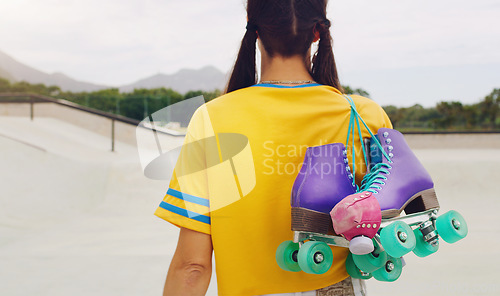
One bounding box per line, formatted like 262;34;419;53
2;49;498;107
0;50;227;93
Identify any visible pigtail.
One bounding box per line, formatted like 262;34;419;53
311;19;343;92
225;25;258;94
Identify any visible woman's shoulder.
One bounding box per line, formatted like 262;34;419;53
345;94;387;115
348;94;383;109
347;94;392;128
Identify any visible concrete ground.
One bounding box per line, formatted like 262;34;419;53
367;148;499;295
0;116;498;296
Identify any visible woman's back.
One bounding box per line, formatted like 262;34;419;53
155;83;392;295
156;1;395;295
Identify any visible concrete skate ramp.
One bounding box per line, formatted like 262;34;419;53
0;115;498;295
0;116;218;296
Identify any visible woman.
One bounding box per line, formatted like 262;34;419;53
154;0;392;295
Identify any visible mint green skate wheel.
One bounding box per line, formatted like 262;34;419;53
436;210;468;244
372;255;403;282
346;253;372;280
297;241;333;274
276;240;301;272
380;221;416;258
412;227;439;257
352;238;387;272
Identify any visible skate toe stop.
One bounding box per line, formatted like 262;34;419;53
349;236;374;255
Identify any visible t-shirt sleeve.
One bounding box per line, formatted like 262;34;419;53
154;105;212;235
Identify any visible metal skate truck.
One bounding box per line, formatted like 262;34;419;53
275;97;468;282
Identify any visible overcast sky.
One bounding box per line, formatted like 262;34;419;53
1;0;499;106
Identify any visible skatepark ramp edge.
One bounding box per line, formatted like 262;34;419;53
0;93;184;151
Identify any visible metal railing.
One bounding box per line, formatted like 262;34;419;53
0;93;143;152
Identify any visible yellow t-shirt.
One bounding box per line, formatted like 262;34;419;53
154;84;392;296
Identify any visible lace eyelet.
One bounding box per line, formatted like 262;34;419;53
386;138;392;144
383;132;389;138
344;158;348;164
389;153;394;158
388;145;394;152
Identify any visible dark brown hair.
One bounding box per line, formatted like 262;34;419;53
225;0;342;93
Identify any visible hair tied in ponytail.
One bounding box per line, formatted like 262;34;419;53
318;19;331;30
226;1;341;93
246;22;258;32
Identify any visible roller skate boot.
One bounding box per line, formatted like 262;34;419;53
365;128;438;218
276;143;356;274
369;128;466;254
332;128;439;256
290;143;356;235
343;128;468;282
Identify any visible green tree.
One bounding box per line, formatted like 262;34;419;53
435;101;464;129
382;105;402;128
0;78;11;92
183;89;221;102
478;89;500;129
342;85;370;97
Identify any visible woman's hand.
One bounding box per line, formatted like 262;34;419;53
163;228;213;296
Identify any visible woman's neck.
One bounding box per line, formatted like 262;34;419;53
260;53;314;84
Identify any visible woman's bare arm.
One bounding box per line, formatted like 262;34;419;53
163;227;213;296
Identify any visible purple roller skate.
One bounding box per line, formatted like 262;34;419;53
332;128;441;259
276;143;358;274
364;128;439;218
333;96;466;280
275;143;358;274
367;129;467;258
291;143;357;235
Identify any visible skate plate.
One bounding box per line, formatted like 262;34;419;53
292;209;437;250
277;207;468;282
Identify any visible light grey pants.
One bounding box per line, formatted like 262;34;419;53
262;277;367;296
